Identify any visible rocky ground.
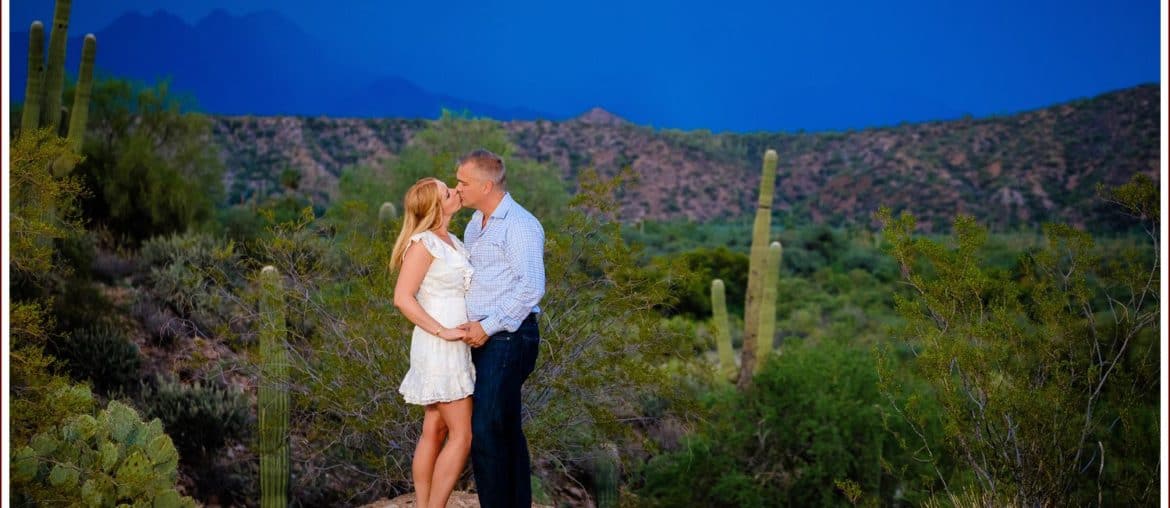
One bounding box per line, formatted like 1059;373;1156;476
359;491;555;508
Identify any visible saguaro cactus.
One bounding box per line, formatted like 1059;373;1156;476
590;443;620;508
711;279;737;381
737;149;779;389
708;151;784;387
258;266;290;508
20;0;96;162
378;201;398;222
594;458;619;508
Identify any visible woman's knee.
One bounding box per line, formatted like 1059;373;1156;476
421;413;448;443
446;416;473;448
448;429;472;451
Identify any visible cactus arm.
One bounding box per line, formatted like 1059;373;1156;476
21;22;46;135
755;241;782;371
41;0;72;133
711;279;736;382
66;34;96;153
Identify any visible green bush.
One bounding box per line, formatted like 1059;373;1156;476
213;204;271;246
138;230;234;272
48;275;120;333
876;191;1160;506
137;232;245;339
11;391;197;507
835;244;898;282
637;339;941;507
780;246;826;275
794;225;845;266
49;324;141;395
138;375;251;464
54;230;98;280
653;246;749;319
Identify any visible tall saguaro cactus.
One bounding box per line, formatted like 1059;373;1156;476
259;266;290;508
591;443;621;508
736;149;779;389
20;0;96;165
708;151;784;387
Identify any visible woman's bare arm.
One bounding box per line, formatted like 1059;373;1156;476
393;242;467;341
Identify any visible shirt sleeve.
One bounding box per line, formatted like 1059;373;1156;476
478;217;546;336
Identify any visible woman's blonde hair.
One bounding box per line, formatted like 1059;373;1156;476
390;177;445;271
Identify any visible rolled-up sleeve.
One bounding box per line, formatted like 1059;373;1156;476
478;217;545;336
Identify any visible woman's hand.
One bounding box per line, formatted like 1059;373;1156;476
437;327;467;341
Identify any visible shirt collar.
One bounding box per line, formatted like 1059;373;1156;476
469;193;514;229
488;193;515;220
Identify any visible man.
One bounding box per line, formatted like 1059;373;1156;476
454;148;546;508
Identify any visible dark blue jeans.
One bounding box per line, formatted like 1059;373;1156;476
471;313;540;508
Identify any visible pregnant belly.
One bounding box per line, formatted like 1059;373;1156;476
418;296;468;327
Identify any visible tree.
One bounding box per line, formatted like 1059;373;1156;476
654;246;749;319
874;174;1159;506
74;78;223;245
9;129;83;278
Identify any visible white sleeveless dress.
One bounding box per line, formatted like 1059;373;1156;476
397;230;477;405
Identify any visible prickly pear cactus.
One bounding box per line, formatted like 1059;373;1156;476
11;387;197;507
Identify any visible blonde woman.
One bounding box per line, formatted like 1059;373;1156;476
391;177;476;508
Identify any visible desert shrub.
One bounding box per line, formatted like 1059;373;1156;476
874;175;1159;506
48;324;141;395
136;231;246;340
138;375;251;464
637;339;942;507
653;246;749;319
48;275;121;333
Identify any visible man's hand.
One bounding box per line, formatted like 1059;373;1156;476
458;321;489;348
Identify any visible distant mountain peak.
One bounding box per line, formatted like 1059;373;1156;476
574;107;628;126
105;9;189;31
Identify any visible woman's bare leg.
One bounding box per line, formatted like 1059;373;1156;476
413;404;447;507
427;397;473;508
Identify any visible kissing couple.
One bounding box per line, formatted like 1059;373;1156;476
391;149;545;508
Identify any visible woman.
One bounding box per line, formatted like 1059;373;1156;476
391;177;476;508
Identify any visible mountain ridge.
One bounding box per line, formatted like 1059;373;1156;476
210;84;1160;231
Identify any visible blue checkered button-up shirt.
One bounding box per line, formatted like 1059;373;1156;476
464;193;546;336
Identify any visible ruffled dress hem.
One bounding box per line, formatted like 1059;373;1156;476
398;370;476;406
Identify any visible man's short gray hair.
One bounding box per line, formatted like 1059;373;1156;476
459;149;506;188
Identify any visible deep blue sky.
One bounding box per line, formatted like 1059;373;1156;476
11;0;1163;132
